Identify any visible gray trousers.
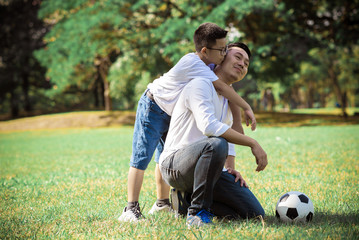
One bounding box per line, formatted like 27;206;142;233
160;136;265;218
160;137;228;215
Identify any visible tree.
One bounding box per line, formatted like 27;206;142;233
0;0;49;117
33;0;359;114
34;0;128;111
276;0;359;115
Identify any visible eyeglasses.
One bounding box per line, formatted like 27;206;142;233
207;45;228;56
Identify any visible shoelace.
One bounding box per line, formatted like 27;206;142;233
196;210;214;223
129;207;143;219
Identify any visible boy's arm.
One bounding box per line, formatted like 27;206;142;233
228;101;244;134
213;80;256;131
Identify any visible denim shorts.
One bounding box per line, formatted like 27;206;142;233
130;90;171;170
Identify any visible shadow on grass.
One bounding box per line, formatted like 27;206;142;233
255;111;359;127
98;111;136;126
263;212;359;226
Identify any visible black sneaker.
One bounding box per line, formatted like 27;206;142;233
170;188;190;217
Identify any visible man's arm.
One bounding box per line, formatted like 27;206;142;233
213;80;256;131
186;78;266;171
220;128;267;172
225;155;235;170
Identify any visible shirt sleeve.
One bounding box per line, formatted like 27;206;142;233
185;79;230;136
186;56;218;83
228;143;236;156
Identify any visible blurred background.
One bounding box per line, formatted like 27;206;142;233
1;0;358;120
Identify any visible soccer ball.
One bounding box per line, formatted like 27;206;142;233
275;191;314;223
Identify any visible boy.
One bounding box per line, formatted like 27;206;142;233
118;23;256;222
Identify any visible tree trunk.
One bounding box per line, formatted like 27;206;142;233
328;66;348;117
307;81;314;108
93;76;102;108
10;90;19;118
93;82;99;108
320;92;327;108
22;73;32;113
97;56;112;111
100;78;105;108
103;78;112;111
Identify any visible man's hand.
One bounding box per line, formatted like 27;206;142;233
243;108;256;131
251;142;268;172
227;168;249;188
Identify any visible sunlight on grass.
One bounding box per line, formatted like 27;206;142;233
0;126;358;239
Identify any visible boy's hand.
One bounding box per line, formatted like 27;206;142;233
227;168;249;188
244;108;256;131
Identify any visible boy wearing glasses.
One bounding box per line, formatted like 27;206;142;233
119;23;257;222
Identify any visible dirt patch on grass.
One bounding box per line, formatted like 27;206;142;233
0;111;358;132
0;111;136;132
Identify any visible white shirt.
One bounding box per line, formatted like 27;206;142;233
159;78;236;164
148;53;218;116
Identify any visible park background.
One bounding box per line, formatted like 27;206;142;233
1;0;359;119
1;0;359;239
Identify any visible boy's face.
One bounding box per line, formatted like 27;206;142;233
205;38;227;65
220;46;249;83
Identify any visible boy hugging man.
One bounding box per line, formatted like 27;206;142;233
119;23;257;222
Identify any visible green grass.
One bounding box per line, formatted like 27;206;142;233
1;125;358;239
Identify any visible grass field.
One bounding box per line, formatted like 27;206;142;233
1;124;358;239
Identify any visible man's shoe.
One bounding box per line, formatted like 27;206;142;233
170;188;190;217
148;202;172;215
118;206;145;222
186;209;214;228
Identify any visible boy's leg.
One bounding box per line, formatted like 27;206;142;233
148;135;171;214
154;133;170;200
155;163;170;200
119;91;170;222
148;164;171;215
127;167;145;202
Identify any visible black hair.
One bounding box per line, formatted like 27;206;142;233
193;22;228;52
227;42;251;59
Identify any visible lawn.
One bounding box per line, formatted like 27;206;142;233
0;125;358;239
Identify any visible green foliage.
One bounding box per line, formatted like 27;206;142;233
1;125;358;238
34;1;126;94
4;0;356;113
38;0;90;19
108;52;140;109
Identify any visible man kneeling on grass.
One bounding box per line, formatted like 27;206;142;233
159;42;268;228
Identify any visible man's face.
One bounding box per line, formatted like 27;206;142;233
220;46;249;83
205;38;227;65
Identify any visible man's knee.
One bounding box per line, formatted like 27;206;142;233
256;207;265;218
209;137;228;159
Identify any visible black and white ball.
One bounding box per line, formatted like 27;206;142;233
275;191;314;223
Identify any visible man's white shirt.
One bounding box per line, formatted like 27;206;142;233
159;78;235;165
148;53;218;116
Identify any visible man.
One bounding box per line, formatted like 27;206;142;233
159;42;267;228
